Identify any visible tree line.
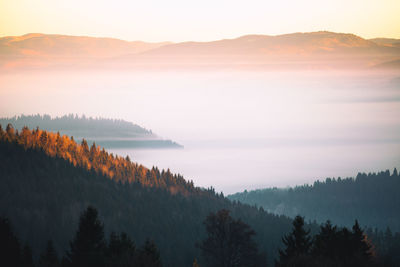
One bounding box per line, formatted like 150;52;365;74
1;206;161;267
3;207;396;267
0;114;152;137
229;169;400;231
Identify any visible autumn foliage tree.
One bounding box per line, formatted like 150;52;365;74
0;124;198;195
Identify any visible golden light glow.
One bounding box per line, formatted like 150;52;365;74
1;0;399;42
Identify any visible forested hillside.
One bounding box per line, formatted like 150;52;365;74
1;124;399;266
0;115;182;149
229;170;400;231
0;124;294;266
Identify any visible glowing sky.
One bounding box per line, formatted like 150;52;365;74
1;0;399;42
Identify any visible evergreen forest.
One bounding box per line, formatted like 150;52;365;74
0;123;399;266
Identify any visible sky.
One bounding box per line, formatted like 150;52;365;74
1;0;399;42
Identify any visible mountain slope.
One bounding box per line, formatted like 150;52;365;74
228;170;400;231
141;31;379;56
0;126;294;266
0;33;170;58
0;33;170;70
370;38;400;48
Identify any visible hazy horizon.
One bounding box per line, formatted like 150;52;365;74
2;1;399;194
1;30;399;43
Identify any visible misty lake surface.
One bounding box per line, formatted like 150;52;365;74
1;70;399;194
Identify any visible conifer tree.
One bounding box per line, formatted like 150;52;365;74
21;244;34;267
0;217;21;267
67;206;107;267
6;123;15;142
6;123;14;135
351;220;372;259
277;215;312;267
198;209;266;267
0;124;4;139
107;232;136;267
312;220;338;260
136;239;162;267
89;142;97;162
39;240;59;267
40;131;48;147
81;139;89;156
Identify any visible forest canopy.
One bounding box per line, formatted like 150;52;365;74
229;169;400;231
1;123;399;266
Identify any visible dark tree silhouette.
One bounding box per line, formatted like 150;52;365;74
311;220;339;261
39;240;59;267
135;239;162;267
106;232;136;267
277;215;312;267
350;220;373;265
198;209;266;267
67;206;107;267
279;218;377;267
21;244;34;267
0;217;21;267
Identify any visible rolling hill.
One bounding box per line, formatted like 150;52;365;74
0;33;169;58
2;31;400;71
228;170;400;232
0;33;170;70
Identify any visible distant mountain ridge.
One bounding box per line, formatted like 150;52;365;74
142;32;379;56
0;114;182;149
1;31;400;70
369;38;400;48
0;33;170;58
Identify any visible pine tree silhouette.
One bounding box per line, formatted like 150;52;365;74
351;220;373;260
107;232;136;267
67;206;107;267
277;215;312;267
136;239;162;267
0;217;21;267
198;209;266;267
38;240;59;267
21;244;34;267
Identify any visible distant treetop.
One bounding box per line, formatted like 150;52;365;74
0;114;154;138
